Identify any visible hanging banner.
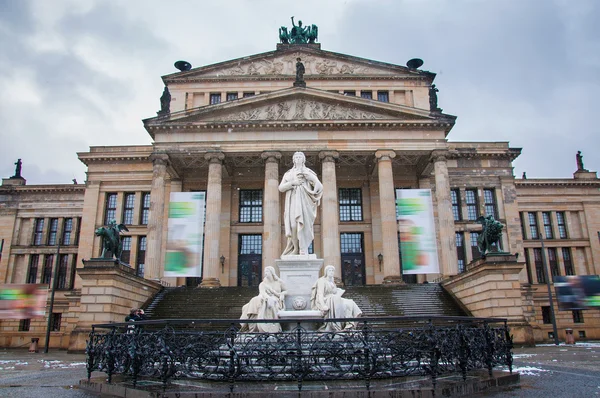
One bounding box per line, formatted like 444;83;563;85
165;192;206;277
396;189;440;274
0;284;48;319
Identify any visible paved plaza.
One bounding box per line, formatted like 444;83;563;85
0;343;599;397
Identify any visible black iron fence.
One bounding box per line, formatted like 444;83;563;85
86;316;513;392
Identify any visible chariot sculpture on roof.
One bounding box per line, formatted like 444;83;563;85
279;17;318;44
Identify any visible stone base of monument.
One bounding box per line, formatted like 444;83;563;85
278;310;323;331
275;255;323;329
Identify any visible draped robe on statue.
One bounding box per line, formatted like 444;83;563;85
240;278;286;333
310;276;362;331
279;166;323;256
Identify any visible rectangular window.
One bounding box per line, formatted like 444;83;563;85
534;248;545;283
528;213;539;239
520;212;527;239
57;254;69;290
239;234;262;254
75;217;82;245
572;310;584;323
557;212;567;239
470;232;481;260
239;190;263;223
51;313;62;331
140;193;150;225
42;255;54;285
136;236;146;277
105;193;117;224
209;93;221;104
548;248;559;280
542;212;553;239
524;249;533;284
340;233;363;253
343;90;356;96
360;91;372;100
19;319;31;331
465;189;479;220
27;255;39;284
121;236;131;264
339;188;363;222
456;232;466;273
226;92;238;101
122;193;135;225
242;92;255;98
377;91;389;102
483;189;498;219
33;218;44;246
541;306;552;324
562;248;574;275
451;189;462;221
47;218;59;246
62;218;73;245
69;254;77;290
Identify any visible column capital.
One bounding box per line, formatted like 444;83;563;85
261;151;282;163
375;150;396;161
430;150;449;163
318;150;339;163
149;153;170;167
205;152;225;164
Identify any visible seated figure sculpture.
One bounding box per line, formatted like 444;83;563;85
310;265;363;331
240;266;287;333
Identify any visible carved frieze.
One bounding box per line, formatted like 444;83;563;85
204;53;396;77
215;99;386;121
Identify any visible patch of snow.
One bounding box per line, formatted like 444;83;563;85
513;354;537;359
506;366;550;376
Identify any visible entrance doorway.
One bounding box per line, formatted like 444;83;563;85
238;234;262;287
340;233;365;286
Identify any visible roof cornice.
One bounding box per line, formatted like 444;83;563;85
515;179;600;187
446;148;521;162
0;185;86;194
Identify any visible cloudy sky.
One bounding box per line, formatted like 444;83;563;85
1;0;598;184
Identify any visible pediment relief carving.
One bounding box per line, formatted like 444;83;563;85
198;99;400;122
202;52;398;77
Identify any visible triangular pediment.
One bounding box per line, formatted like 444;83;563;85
145;88;450;127
164;47;432;82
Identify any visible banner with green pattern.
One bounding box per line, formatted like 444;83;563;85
165;192;205;277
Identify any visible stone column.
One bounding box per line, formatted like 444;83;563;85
146;153;169;280
200;152;225;288
261;151;282;268
319;151;341;279
431;150;458;276
375;150;402;283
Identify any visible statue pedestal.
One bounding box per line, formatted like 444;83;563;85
275;256;323;312
278;310;323;331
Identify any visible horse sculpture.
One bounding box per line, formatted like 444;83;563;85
476;215;504;257
95;220;129;260
307;24;318;43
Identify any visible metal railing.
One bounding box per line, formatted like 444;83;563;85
86;316;513;392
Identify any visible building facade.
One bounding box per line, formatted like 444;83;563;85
1;43;599;348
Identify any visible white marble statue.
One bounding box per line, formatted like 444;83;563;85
240;266;287;333
279;152;323;256
310;265;363;331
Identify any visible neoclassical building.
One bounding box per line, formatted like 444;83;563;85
1;41;599;349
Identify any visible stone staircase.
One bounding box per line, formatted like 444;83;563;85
144;283;467;327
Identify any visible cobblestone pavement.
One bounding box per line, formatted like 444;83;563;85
1;343;599;397
478;342;600;397
0;349;92;397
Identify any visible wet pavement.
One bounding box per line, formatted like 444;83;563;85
1;342;599;397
